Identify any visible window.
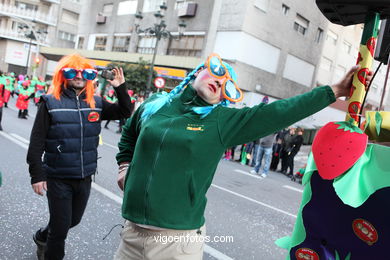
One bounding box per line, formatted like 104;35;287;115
15;1;38;11
175;0;185;10
94;36;107;51
77;36;84;49
334;65;346;80
102;3;114;16
315;28;323;43
282;4;289;15
11;21;25;31
112;35;131;52
294;14;309;35
168;35;204;57
326;30;338;45
143;0;161;13
61;10;79;25
343;40;352;54
117;0;137;15
254;0;269;12
320;56;332;71
137;36;156;54
58;30;76;42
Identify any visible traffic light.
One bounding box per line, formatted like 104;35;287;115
35;57;40;64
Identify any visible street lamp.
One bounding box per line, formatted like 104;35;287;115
17;23;48;75
134;2;186;93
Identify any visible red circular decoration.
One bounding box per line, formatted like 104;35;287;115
88;111;100;122
348;102;361;122
352;219;378;245
366;37;376;56
295;248;319;260
357;68;369;85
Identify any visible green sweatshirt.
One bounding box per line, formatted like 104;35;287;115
116;84;336;230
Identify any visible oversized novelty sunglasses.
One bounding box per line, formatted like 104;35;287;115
62;68;98;81
205;53;243;102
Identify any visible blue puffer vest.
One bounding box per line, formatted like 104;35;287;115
42;88;102;179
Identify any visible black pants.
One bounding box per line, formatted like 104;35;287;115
282;153;297;175
280;150;289;173
270;154;280;171
39;177;92;260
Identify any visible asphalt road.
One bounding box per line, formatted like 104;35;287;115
0;98;307;260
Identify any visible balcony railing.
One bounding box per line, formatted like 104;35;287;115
0;29;50;46
41;0;61;4
0;4;57;26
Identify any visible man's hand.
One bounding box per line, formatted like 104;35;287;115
331;65;373;98
117;162;129;191
108;67;125;88
32;181;47;196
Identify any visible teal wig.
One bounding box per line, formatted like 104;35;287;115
141;61;238;122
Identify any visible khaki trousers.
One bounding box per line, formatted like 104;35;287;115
114;221;206;260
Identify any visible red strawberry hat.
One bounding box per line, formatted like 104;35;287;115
312;119;368;180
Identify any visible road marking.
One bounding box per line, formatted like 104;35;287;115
0;131;29;149
234;169;262;179
103;142;119;150
211;184;297;218
283;185;303;193
10;133;30;144
91;182;123;204
0;131;233;260
204;245;234;260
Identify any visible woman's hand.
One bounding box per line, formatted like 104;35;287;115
331;65;373;98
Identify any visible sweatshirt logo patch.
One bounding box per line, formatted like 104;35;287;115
186;124;204;132
88;111;100;122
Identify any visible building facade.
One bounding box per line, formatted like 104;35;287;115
0;0;81;75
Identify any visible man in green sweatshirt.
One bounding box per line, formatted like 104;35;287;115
114;53;370;260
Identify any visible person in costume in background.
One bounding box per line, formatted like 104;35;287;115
34;76;46;105
103;89;118;129
0;73;5;131
3;73;15;108
15;80;33;119
26;53;133;260
113;53;363;260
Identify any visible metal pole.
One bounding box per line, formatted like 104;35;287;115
146;36;159;93
25;36;32;75
379;57;390;110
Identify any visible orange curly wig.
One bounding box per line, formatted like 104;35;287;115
51;53;96;108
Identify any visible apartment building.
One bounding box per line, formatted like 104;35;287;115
37;0;388;119
0;0;82;75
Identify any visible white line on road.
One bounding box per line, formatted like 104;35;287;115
204;245;234;260
91;182;123;204
234;169;262;179
0;131;233;260
283;185;303;193
103;142;119;150
211;184;297;219
10;133;30;144
0;131;29;149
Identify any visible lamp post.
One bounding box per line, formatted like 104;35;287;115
17;24;48;75
134;2;186;93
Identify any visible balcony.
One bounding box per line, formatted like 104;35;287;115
41;0;61;4
0;29;50;47
0;3;57;26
